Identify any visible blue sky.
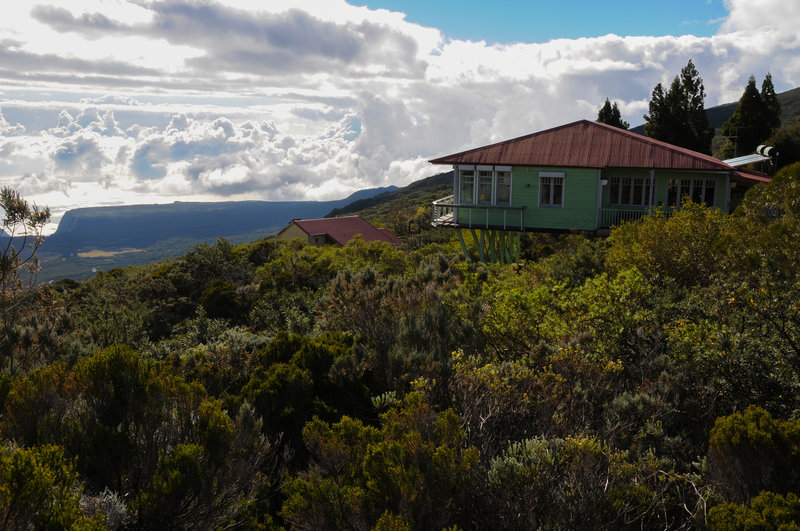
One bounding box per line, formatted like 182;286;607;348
362;0;729;42
0;0;797;232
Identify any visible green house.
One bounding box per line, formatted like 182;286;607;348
429;120;770;262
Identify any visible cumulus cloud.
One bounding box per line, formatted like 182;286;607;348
0;109;25;136
0;0;799;226
51;134;109;177
80;95;141;106
12;172;70;196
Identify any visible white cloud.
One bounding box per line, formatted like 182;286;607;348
0;110;25;136
0;0;798;231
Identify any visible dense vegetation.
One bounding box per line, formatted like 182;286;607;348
2;162;800;529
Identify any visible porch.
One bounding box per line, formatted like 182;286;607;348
433;196;665;231
431;195;526;230
598;207;648;228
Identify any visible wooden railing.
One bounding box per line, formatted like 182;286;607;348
432;195;455;225
599;207;675;228
432;196;526;230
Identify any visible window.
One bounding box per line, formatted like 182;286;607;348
539;172;564;207
478;170;493;204
459;169;474;203
496;171;511;204
609;176;652;206
666;178;715;208
457;166;512;205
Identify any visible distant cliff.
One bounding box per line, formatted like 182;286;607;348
42;187;397;256
37;186;396;281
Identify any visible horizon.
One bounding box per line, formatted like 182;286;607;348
1;0;799;233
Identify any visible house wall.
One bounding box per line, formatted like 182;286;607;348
452;166;732;232
278;223;309;242
599;169;729;210
516;166;598;230
453;165;599;231
651;170;729;210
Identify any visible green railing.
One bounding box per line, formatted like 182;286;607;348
432;196;526;230
599;207;676;228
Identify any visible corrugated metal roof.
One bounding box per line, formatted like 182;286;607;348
429;120;747;173
278;215;401;246
723;153;771;167
731;169;772;183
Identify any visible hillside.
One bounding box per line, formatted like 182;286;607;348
327;171;453;223
37;186;396;282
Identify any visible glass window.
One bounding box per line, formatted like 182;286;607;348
540;176;564;207
692;179;704;203
609;176;651;206
609;179;619;205
620;177;632;205
703;179;715;205
667;179;679;207
460;170;474;203
478;170;493;203
496;171;511;204
632;178;643;205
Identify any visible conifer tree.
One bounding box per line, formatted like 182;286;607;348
719;74;781;159
761;72;781;133
644;60;714;154
720;76;767;158
597;99;629;130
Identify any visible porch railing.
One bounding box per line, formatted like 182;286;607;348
432;196;526;230
598;207;675;228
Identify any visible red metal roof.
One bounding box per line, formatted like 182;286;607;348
731;169;771;183
278;215;401;246
429;120;768;181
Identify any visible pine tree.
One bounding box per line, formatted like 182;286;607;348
719;74;781;159
720;76;766;158
680;60;714;154
597;99;629;130
644;60;714;154
761;72;781;133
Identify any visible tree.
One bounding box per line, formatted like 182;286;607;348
0;444;105;529
597;99;629;129
765;122;800;170
719;75;778;158
644;60;714;154
0;187;50;374
761;72;781;133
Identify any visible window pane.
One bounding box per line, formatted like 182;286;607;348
681;179;691;205
621;178;632;205
460;171;474;203
552;180;563;205
541;177;551;205
609;178;620;205
478;171;493;203
667;179;679;207
703;180;715;205
496;171;511;204
692;179;704;203
633;178;643;206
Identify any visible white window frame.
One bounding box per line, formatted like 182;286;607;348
495;169;512;205
458;165;475;204
477;167;493;204
608;176;652;206
457;165;513;205
539;171;565;207
667;177;716;208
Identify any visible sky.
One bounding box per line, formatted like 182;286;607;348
0;0;799;233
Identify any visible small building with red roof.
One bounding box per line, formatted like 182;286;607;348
277;215;401;247
429;119;771;234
